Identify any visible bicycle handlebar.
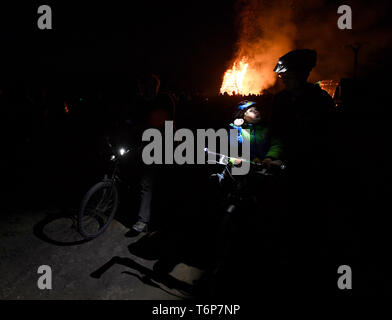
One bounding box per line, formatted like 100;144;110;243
204;148;286;170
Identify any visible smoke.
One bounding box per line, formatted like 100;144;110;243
230;0;297;92
228;0;392;92
294;0;392;81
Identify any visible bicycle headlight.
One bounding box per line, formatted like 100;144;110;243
118;147;130;156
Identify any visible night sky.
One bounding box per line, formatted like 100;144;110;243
0;1;391;94
0;1;238;93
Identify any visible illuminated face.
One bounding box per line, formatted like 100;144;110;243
244;106;261;124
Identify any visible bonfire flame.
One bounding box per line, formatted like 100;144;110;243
220;57;249;95
221;56;268;96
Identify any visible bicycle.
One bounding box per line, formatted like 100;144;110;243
77;138;133;239
202;148;286;296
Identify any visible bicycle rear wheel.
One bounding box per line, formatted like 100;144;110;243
78;181;118;239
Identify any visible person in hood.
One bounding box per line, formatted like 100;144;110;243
267;49;337;293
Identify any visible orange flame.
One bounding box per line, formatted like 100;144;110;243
220;57;249;95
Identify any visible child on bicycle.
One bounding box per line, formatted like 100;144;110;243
229;100;282;167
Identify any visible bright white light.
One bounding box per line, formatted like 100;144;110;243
110;155;116;160
119;148;126;156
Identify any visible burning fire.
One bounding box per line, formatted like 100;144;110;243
220;56;271;96
220;52;285;95
220;57;249;95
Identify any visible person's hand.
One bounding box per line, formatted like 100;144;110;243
271;159;283;167
233;118;244;126
233;158;242;166
253;158;262;164
262;157;273;168
262;158;282;168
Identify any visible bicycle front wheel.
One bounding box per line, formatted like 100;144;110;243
78;181;119;239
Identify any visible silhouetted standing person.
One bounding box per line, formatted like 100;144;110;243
265;49;336;293
124;74;175;234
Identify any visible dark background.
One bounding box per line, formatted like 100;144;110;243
0;1;237;94
0;0;258;209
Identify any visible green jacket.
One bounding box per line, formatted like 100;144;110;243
229;122;283;164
